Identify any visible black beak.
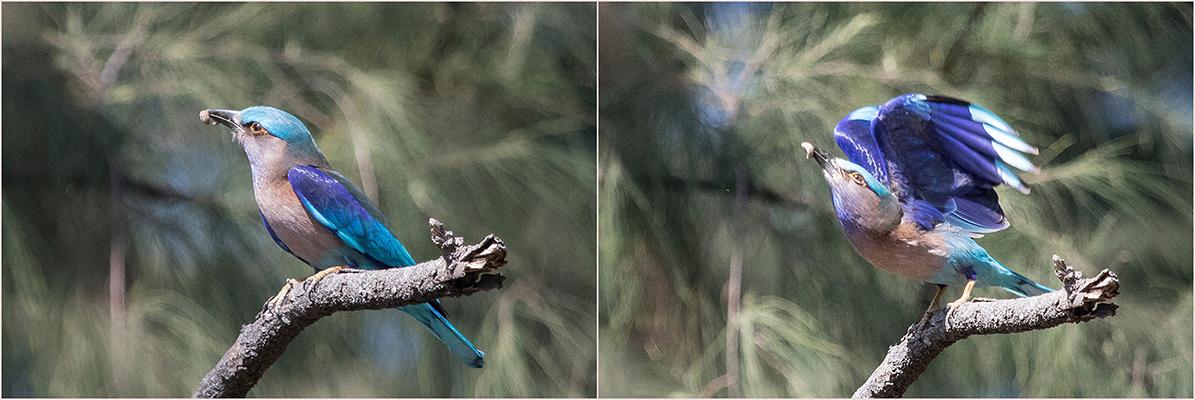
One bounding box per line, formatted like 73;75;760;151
199;109;241;130
801;142;832;170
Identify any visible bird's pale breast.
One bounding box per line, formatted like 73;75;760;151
254;178;345;268
843;218;957;284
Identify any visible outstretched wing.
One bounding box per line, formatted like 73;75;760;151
869;94;1038;234
834;105;886;181
287;165;418;267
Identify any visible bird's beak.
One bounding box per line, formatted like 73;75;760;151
801;142;831;170
199;109;242;131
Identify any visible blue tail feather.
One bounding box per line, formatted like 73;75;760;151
993;262;1054;297
400;303;485;368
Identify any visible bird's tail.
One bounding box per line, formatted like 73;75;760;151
992;260;1054;297
400;302;485;368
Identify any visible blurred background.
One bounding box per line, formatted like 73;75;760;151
600;2;1190;397
3;2;594;397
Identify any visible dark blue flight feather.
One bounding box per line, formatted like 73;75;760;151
833;94;1038;235
906;199;945;230
834;106;887;183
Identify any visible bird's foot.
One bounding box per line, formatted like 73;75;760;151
309;265;348;280
916;310;936;329
945;294;974;315
943;297;973;330
943;279;976;329
268;278;301;310
946;297;971;310
265;267;354;311
302;265;348;290
915;284;948;330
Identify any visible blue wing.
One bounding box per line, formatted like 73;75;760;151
287;165;417;267
835;107;942;231
834;106;887;182
842;94;1039;235
288;165;484;368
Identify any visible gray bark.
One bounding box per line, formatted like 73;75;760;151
193;219;507;398
852;256;1120;398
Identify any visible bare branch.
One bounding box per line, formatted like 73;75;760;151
853;256;1120;398
192;219;507;398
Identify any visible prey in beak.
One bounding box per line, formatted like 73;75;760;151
801;142;832;170
200;109;243;131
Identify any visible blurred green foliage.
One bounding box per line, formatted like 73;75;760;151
3;2;594;397
600;2;1191;397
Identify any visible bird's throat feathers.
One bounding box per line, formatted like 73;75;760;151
243;137;330;189
831;184;902;236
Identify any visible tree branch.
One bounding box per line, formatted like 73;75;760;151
193;219;507;398
853;256;1120;398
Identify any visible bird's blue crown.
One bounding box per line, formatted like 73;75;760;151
240;106;313;143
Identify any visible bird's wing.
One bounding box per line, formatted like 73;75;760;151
836;106;942;229
835;105;886;181
866;94;1038;234
289;165;453;319
287;165;418;267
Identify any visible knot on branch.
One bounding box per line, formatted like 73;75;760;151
429;218;506;287
430;218;464;254
1053;255;1119;316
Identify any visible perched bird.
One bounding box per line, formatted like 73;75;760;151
802;94;1051;322
200;106;485;368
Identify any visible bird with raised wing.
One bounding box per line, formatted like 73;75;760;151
802;94;1051;323
200;106;485;368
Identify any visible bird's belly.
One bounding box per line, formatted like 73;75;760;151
844;228;951;283
256;181;346;269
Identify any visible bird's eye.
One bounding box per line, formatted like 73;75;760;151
248;122;266;136
848;172;866;186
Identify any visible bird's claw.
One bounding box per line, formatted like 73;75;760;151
299;266;350;301
916;284;948;330
268;279;301;310
946;298;970;310
942;279;976;327
916;311;935;328
943;298;972;329
265;267;351;311
305;266;347;287
945;297;970;314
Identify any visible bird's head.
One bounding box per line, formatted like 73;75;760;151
200;106;328;173
801;142;900;230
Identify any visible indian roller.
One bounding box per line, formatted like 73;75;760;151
801;94;1052;322
199;106;485;368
